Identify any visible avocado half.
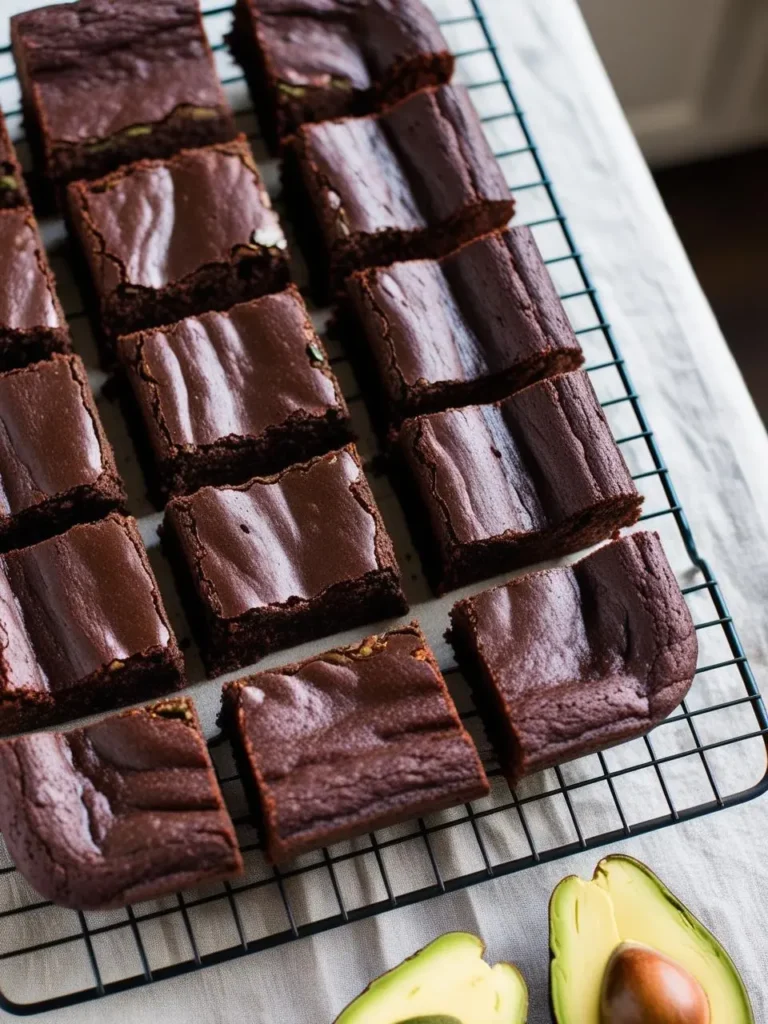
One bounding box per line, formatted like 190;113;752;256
550;854;754;1023
334;932;528;1023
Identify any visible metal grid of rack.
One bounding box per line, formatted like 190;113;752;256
0;0;766;1014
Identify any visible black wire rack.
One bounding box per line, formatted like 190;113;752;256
0;0;766;1015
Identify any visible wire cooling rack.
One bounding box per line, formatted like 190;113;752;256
0;0;766;1014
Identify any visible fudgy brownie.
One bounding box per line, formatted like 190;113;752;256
117;287;351;497
0;698;243;909
448;531;698;781
230;0;453;150
0;513;185;735
0;354;126;550
220;622;488;862
66;136;290;365
11;0;236;187
0;110;29;208
284;83;514;298
163;444;407;675
0;208;71;370
345;227;584;422
394;370;643;593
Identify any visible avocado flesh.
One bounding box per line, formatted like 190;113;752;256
550;855;754;1024
334;932;528;1024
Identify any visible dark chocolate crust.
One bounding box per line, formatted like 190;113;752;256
0;208;71;370
284;83;514;299
448;531;698;780
0;354;126;550
116;287;352;497
220;622;488;862
162;444;407;675
0;513;185;734
11;0;237;185
394;370;643;593
345;227;584;422
0;698;243;909
0;111;29;209
66;136;290;365
230;0;453;150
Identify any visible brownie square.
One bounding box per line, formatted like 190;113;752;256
11;0;237;188
67;136;291;365
284;83;514;298
0;208;72;370
163;444;407;675
0;513;185;735
394;370;643;593
448;532;698;781
230;0;453;150
0;697;243;909
220;622;488;862
0;354;126;550
345;227;584;422
117;286;352;497
0;110;29;208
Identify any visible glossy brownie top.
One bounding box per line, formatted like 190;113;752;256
11;0;229;144
298;83;510;238
0;513;176;697
449;531;698;776
67;137;286;297
224;622;488;855
347;227;583;402
397;370;639;548
0;698;242;908
0;354;121;518
117;287;347;456
0;210;64;330
164;445;399;617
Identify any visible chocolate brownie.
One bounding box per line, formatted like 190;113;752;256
162;444;407;675
0;208;72;370
0;698;243;909
448;531;698;781
230;0;453;150
117;287;351;497
0;110;29;208
0;513;185;735
0;354;126;550
66;136;290;365
345;227;584;422
11;0;236;188
284;83;514;299
220;622;488;862
394;370;643;593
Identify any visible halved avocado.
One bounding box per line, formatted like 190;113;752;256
550;854;754;1023
334;932;528;1023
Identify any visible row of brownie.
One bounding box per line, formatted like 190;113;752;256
0;530;697;910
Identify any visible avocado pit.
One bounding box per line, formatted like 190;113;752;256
600;942;710;1024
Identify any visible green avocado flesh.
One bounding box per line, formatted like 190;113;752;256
334;932;528;1024
550;855;754;1023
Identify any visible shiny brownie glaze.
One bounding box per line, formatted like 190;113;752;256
220;622;488;861
67;136;290;363
0;208;71;369
0;354;125;548
395;370;643;592
117;287;351;496
231;0;453;148
448;531;698;779
11;0;236;184
0;513;185;733
346;226;584;420
163;444;407;674
285;83;514;297
0;698;242;909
